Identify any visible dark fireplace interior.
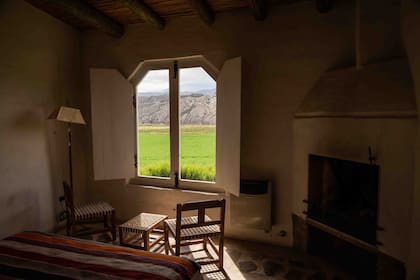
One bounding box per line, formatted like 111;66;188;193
306;154;380;279
307;154;379;245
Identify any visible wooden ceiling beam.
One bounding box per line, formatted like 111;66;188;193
120;0;165;30
47;0;124;37
247;0;267;21
316;0;334;13
187;0;215;26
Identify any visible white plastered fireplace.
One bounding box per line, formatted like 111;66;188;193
292;59;417;265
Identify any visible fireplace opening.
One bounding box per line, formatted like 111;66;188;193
307;154;379;245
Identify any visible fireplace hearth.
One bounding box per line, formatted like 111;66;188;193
308;224;377;279
292;213;405;280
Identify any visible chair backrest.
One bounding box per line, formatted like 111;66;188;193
62;181;75;218
176;199;226;234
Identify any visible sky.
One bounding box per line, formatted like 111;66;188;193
136;67;216;95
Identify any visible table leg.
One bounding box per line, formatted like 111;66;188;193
144;231;150;250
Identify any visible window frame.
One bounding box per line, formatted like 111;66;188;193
129;56;222;192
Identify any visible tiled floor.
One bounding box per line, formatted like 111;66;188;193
73;230;354;280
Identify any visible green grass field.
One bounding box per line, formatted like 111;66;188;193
138;125;216;181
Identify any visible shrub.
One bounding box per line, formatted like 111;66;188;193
140;162;170;178
140;162;215;182
181;165;215;182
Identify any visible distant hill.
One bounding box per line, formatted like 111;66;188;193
137;93;216;125
180;88;216;96
140;88;215;97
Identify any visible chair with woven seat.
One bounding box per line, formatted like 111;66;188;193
63;181;116;240
164;199;226;268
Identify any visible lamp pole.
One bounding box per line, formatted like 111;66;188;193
68;124;73;188
48;106;85;189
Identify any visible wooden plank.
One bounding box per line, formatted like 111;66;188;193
187;0;215;25
47;0;124;37
247;0;266;20
180;199;225;211
306;217;378;253
27;0;304;29
208;0;248;12
120;0;165;29
85;0;145;24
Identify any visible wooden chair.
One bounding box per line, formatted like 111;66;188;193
164;199;226;268
63;181;116;240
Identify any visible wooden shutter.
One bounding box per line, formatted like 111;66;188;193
90;68;135;181
216;57;242;196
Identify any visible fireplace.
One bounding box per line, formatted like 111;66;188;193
292;154;405;279
306;154;380;278
307;154;379;245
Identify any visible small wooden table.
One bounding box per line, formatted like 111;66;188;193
119;213;167;251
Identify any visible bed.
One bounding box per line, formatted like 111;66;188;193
0;231;202;280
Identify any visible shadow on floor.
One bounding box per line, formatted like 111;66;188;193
68;227;355;280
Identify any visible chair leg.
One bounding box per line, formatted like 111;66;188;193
69;223;75;237
104;216;108;228
175;238;181;256
66;220;71;236
164;223;169;255
67;214;75;237
203;237;208;250
110;211;116;241
218;236;224;268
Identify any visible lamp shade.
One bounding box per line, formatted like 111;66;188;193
48;106;86;125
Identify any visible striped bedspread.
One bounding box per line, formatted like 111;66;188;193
0;231;201;280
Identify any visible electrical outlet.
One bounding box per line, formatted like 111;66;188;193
278;230;287;237
271;225;288;237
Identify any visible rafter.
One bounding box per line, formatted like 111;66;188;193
247;0;267;21
120;0;165;30
316;0;334;13
44;0;124;37
187;0;215;26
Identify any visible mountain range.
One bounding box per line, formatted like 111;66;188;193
137;92;216;125
139;88;215;96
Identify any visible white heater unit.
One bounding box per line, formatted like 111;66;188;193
230;180;271;231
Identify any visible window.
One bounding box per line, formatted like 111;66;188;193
136;69;171;178
90;56;241;195
135;62;217;187
179;67;216;182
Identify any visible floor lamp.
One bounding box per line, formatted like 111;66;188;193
49;106;86;189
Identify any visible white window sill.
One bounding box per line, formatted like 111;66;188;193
127;180;225;196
